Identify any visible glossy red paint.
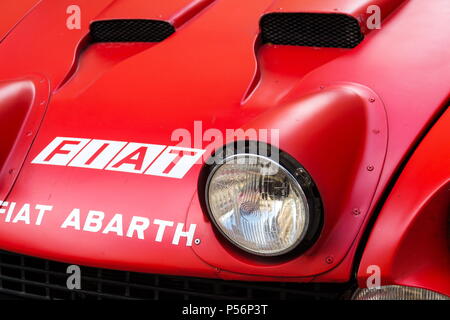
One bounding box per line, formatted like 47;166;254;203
357;107;450;296
189;84;387;277
95;0;215;28
0;76;49;203
0;0;448;286
0;0;40;42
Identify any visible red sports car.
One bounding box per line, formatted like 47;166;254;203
0;0;448;300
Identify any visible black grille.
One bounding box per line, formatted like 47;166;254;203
0;250;352;300
260;13;364;48
90;19;175;43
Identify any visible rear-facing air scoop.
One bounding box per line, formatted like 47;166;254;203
261;0;407;48
89;0;216;42
90;19;175;43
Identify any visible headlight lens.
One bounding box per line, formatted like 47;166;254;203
206;153;310;256
352;286;449;300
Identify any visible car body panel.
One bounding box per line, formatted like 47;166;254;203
0;76;49;201
0;0;448;284
357;107;450;296
189;84;388;277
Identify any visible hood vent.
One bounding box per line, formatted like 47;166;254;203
90;19;175;43
260;13;364;48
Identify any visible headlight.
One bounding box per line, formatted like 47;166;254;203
205;151;321;256
352;286;449;300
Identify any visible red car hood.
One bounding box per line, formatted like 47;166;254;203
0;0;448;281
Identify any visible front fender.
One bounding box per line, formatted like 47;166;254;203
357;106;450;297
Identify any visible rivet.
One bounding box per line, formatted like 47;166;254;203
367;165;374;171
352;208;361;215
369;98;376;103
194;238;201;245
325;256;334;264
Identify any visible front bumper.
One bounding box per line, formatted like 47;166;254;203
0;250;353;300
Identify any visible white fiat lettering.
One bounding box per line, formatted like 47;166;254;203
145;146;205;179
0;201;53;225
68;139;127;169
0;202;197;247
32;137;204;179
12;203;31;224
105;143;165;174
35;204;53;226
5;201;16;222
32;137;91;166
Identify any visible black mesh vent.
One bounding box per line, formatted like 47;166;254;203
0;250;352;300
260;13;364;48
90;19;175;43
